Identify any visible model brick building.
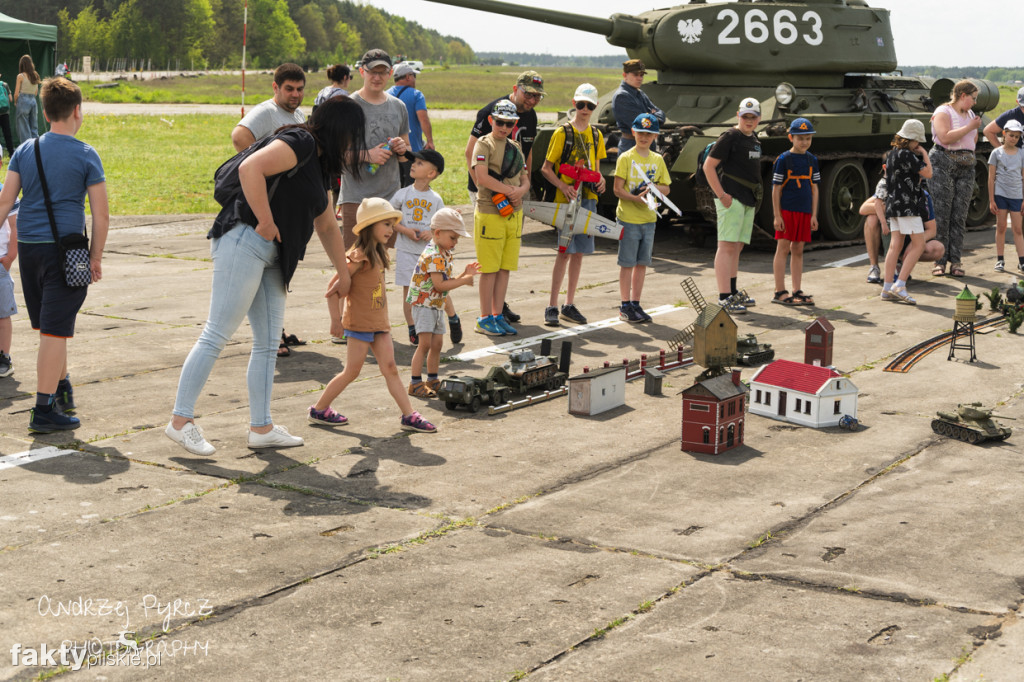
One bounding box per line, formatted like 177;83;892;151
804;317;834;367
681;369;748;454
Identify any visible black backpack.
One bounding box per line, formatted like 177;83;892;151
214;132;313;208
692;141;717;188
558;122;599;166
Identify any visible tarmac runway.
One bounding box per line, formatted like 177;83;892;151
2;212;1023;681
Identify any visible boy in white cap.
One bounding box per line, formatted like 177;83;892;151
987;118;1024;273
540;83;607;326
471;99;530;337
407;208;479;397
704;97;763;313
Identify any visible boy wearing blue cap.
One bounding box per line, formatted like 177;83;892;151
770;117;820;305
612;113;670;323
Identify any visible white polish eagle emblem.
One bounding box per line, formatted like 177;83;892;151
677;18;703;44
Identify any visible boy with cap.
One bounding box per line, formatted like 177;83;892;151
389;62;433;188
465;71;544;325
611;59;665;154
407;208;479;398
703;97;763;313
472;99;530;336
540;83;607;326
771;117;820;306
389;150;465;345
613;113;670;323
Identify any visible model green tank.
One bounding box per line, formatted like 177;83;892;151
735;333;775;366
438;349;567;411
931;402;1013;444
427;0;998;243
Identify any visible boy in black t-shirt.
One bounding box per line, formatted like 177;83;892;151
703;97;762;313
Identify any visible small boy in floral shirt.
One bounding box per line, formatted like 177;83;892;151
407;208;479;397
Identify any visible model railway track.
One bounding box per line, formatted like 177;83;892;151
883;316;1006;373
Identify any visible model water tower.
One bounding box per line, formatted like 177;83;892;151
948;286;978;362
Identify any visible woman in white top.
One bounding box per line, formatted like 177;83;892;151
928;80;983;278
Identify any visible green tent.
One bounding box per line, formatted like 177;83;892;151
0;11;57;150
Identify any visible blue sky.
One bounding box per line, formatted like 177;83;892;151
373;0;1014;68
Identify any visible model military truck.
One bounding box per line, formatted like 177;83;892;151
427;0;998;243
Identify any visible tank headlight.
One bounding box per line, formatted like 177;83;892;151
776;82;796;107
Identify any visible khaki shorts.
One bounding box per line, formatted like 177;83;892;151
474;210;523;273
715;198;756;244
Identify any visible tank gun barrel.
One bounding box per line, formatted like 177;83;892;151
423;0;643;48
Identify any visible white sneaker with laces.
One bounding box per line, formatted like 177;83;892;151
995;260;1005;272
165;421;216;456
247;424;304;449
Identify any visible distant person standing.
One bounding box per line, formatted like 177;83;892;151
14;55;41;144
0;74;13;157
388;62;433;187
983;86;1024;151
464;70;545;324
312;64;351;112
231;62;307;357
611;59;665;154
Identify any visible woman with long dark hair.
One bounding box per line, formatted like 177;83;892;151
166;96;366;455
14;55;41;143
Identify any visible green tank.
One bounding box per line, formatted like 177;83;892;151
428;0;998;243
931;402;1013;444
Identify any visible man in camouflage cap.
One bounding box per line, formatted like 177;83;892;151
612;59;665;153
463;70;545;323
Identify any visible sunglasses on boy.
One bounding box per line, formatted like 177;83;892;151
492;119;517;129
575;101;597;111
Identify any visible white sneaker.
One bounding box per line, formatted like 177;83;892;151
247;424;304;449
165;421;216;456
995;260;1005;272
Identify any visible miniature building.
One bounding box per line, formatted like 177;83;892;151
949;286;978;362
749;359;857;428
681;369;749;455
693;304;738;370
569;366;626;416
804;317;834;367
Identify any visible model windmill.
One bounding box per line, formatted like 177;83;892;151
670;278;740;381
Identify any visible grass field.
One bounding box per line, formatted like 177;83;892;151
78;65;625;112
63;77;1024;215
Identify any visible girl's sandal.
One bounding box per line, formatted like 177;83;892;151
950;264;965;278
792;290;815;306
772;290;797;306
931;264;946;276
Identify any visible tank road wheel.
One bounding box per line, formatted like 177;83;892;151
966;157;994;227
931;419;943;435
966;430;981;444
819;159;869;241
468;396;482;413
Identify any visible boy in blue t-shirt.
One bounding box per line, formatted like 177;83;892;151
771;118;820;306
0;77;108;433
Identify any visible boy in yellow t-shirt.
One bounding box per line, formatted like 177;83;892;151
612;113;670;323
540;83;606;326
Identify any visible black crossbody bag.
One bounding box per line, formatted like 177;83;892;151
34;138;91;288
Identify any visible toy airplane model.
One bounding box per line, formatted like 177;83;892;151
522;162;623;253
631;160;682;217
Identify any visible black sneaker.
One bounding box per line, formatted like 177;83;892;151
501;302;521;323
29;405;80;433
619;303;643;323
0;351;11;378
544;306;560;327
449;315;463;344
560;303;587;325
56;385;76;413
632;303;653;323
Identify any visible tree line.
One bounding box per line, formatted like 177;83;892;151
0;0;475;71
902;66;1024;83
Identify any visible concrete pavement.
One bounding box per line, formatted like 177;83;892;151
1;212;1022;681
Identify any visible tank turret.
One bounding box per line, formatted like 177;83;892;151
427;0;999;243
932;402;1013;444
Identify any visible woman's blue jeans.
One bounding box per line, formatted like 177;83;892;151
173;224;285;427
15;93;38;142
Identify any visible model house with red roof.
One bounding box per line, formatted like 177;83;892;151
681;370;749;454
748;359;858;428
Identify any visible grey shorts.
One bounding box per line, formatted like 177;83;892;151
411;305;446;335
0;265;16;318
394;250;421;288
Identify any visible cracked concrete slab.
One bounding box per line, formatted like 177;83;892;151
530;571;995;681
951;612;1024;681
82;528;697;681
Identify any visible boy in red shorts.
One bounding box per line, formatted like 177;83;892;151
771;118;820;305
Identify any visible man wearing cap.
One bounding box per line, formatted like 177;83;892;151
231;62;306;152
540;83;607;326
611;59;665;154
464;70;545;324
983;86;1024;151
388;62;434;187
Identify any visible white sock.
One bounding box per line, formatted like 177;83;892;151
883;282;892;292
895;279;906;289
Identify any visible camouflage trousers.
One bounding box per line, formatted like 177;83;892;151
927;147;975;267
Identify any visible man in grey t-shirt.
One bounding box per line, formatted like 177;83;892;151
339;49;410;248
231;62;306;152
